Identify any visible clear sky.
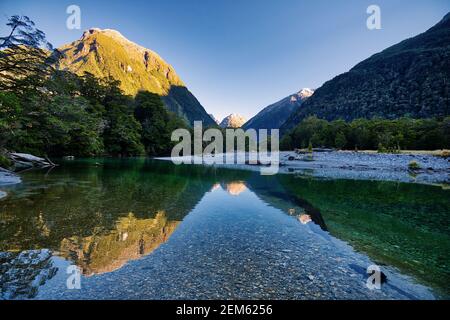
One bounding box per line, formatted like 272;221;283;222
1;0;449;121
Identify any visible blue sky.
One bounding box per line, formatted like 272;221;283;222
1;0;449;120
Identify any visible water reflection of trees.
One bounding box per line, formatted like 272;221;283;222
0;159;212;252
3;159;448;297
277;175;450;297
244;175;328;231
0;160;255;278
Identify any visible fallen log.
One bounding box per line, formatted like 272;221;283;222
7;152;57;170
44;155;56;167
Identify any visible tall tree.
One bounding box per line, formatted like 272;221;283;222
0;15;55;92
134;91;188;156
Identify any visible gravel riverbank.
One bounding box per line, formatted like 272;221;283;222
158;151;450;185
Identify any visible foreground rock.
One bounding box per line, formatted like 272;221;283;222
0;250;58;299
0;167;21;188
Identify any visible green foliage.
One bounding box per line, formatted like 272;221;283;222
334;132;346;150
103;102;144;157
282;116;450;151
45;96;104;156
0;15;189;158
0;92;22;147
280;134;292;151
134;91;188;156
377;143;387;153
0;154;12;169
0;16;55;93
0;65;185;157
281;14;450;133
408;161;421;171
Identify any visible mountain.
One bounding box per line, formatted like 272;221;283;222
281;13;450;133
243;88;314;131
56;28;215;126
220;114;247;128
209;113;220;124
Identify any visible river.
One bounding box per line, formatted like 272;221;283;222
0;158;448;299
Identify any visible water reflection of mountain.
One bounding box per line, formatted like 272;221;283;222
276;175;450;297
59;212;179;275
2;159;449;297
221;181;247;196
0;159;211;262
244;175;328;231
210;170;449;297
0;159;259;281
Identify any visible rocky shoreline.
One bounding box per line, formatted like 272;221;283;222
0;250;58;299
0;153;57;197
159;150;450;185
2;151;449;191
278;150;450;185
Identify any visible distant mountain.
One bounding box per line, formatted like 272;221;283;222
281;13;450;133
243;88;314;131
220;114;247;128
56;28;215;126
209;114;220;125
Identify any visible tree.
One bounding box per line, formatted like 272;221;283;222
44;96;104;156
280;135;292;151
0;16;192;158
0;92;22;149
335;132;347;149
103;102;144;157
282;116;449;152
134;91;187;156
0;15;56;92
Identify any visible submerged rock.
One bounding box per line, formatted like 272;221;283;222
0;167;21;186
0;250;58;300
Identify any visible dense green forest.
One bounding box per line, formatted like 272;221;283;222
0;16;188;160
1;15;449;163
281;13;450;133
281;116;450;151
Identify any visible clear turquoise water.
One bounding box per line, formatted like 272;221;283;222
0;158;448;299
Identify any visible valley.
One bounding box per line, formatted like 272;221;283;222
0;4;449;302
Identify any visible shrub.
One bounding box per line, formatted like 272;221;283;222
408;160;421;171
377;143;387;153
439;150;450;158
0;154;12;169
